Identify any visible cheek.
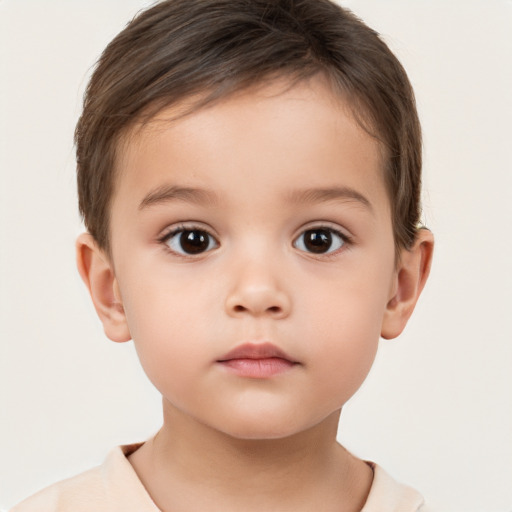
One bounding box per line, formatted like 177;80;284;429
309;300;380;386
299;267;391;401
303;259;391;346
119;273;215;390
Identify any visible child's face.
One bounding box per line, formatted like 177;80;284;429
108;77;399;439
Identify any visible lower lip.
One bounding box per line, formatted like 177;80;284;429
218;358;296;378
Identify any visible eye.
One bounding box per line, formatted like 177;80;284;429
164;228;218;255
293;227;346;255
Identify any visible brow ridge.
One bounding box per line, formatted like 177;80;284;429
139;184;372;212
286;186;373;212
139;185;218;209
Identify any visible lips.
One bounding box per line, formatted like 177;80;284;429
219;342;294;362
217;342;298;378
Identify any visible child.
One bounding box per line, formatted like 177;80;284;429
12;0;434;510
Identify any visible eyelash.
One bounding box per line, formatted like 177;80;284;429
293;225;351;257
158;223;352;258
158;224;219;257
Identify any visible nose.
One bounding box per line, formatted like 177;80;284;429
224;258;291;319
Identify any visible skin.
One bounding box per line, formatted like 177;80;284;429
77;76;433;511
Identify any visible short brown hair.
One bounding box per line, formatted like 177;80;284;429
76;0;422;254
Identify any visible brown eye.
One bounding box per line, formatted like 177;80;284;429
294;228;345;254
166;229;218;255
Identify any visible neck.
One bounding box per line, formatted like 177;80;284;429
128;401;372;512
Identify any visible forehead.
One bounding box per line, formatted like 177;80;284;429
112;76;388;217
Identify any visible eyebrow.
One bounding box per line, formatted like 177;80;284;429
139;184;373;213
285;186;373;213
139;185;218;210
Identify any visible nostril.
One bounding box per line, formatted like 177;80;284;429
231;304;282;314
226;290;290;318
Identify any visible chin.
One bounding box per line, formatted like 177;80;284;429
225;426;296;441
212;412;323;441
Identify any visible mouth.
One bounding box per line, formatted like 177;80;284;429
216;342;299;378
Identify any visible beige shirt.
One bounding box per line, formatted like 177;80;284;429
11;444;429;512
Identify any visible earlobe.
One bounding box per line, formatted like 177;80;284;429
76;233;131;343
381;229;434;340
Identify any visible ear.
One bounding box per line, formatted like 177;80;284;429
76;233;131;343
381;229;434;340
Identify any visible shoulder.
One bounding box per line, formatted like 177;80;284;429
9;444;160;512
362;462;433;512
9;465;105;512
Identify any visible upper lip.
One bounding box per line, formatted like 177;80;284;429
217;342;296;362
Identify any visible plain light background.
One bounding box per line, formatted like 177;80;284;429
1;1;511;510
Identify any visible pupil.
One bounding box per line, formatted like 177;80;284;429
180;230;209;254
305;229;332;253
